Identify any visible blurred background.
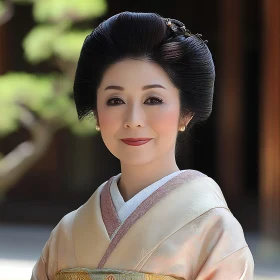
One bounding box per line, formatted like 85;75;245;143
0;0;279;279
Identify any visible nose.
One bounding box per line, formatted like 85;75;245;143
123;103;145;129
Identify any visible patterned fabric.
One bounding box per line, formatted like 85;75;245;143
100;177;121;238
54;268;178;280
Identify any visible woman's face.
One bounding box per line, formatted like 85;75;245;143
96;58;190;165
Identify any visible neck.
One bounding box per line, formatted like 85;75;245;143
118;153;180;202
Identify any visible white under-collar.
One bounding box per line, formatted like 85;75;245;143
110;170;185;222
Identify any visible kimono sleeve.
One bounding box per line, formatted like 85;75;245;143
30;211;77;280
31;234;54;280
194;246;254;279
193;208;255;279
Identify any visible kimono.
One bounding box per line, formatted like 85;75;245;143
31;169;254;280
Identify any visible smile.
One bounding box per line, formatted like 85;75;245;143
121;139;152;146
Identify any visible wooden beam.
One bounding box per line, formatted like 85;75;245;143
217;0;244;199
260;0;280;239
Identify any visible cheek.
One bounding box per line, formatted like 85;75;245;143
98;111;117;128
97;102;120;129
151;105;180;133
98;111;118;153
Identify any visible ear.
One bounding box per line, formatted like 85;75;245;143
180;112;194;127
93;110;99;126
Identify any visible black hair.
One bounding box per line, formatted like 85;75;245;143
73;11;215;130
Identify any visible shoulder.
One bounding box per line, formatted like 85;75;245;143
183;171;239;231
165;206;250;272
52;179;109;237
191;207;254;278
33;179;110;278
173;171;248;246
199;207;246;240
190;207;251;276
181;169;223;190
192;207;249;260
43;208;79;263
51;208;78;239
177;170;229;210
46;179;109;253
183;169;222;189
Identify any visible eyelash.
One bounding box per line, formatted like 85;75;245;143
106;97;164;106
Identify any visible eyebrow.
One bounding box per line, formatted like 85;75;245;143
104;85;124;91
104;84;166;91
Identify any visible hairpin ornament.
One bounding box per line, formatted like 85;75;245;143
164;18;208;44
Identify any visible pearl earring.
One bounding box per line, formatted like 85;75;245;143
96;125;100;131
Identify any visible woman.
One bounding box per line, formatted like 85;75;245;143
31;12;254;280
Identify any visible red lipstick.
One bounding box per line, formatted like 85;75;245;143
121;138;152;146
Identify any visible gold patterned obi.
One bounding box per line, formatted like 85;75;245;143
54;268;180;280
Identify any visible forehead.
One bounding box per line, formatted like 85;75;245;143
98;58;176;91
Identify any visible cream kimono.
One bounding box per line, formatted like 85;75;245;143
31;170;254;280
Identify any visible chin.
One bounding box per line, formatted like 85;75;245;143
118;154;156;166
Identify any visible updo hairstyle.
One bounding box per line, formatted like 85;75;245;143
73;12;215;130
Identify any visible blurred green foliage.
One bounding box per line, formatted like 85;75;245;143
33;0;106;22
0;0;107;137
0;1;5;18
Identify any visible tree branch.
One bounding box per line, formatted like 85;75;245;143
17;102;38;131
0;116;66;196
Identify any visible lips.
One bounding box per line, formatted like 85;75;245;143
121;138;152;146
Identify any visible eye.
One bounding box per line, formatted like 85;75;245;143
107;98;124;106
144;97;163;105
